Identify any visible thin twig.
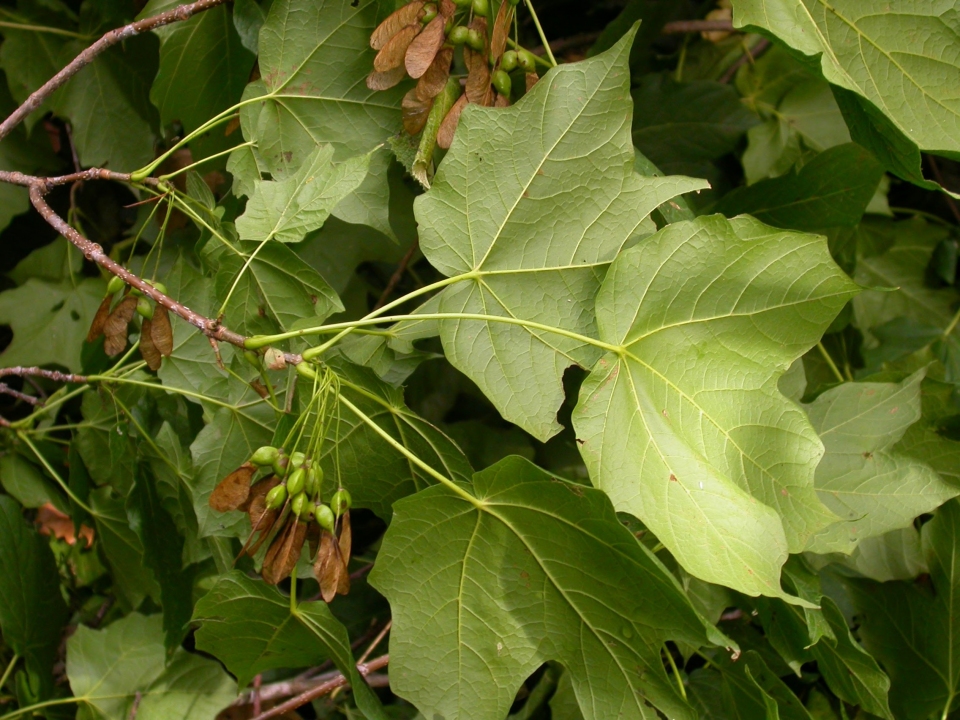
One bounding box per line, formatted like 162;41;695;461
373;240;419;311
720;37;770;84
926;155;960;224
0;367;88;383
662;19;735;34
0;384;42;406
248;655;390;720
349;562;375;582
358;621;391;665
0;0;230;142
252;674;262;716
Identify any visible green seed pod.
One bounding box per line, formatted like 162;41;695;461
500;50;518;72
290;451;306;468
448;25;469;44
331;488;353;516
466;28;485;51
291;492;310;517
272;453;289;477
250;445;279;467
314;503;336;532
518;49;537;72
471;0;488;16
265;484;287;510
135;297;154;320
422;2;437;22
492;69;511;96
286;467;306;496
295;361;317;380
150;281;168;295
106;275;125;295
305;466;322;496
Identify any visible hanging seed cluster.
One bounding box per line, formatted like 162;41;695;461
368;0;538;151
87;276;173;369
208;367;354;602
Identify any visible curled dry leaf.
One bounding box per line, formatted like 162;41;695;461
140;318;161;371
151;305;173;357
370;0;424;50
367;64;407;91
314;530;346;602
416;46;453;101
103;295;138;356
374;23;420;72
209;463;256;512
437;93;467;149
86;295;112;343
403;88;433;135
495;92;510;108
262;519;308;585
36;503;95;548
405;14;445;78
490;0;514;61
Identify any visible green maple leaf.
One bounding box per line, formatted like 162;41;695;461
370;455;728;720
804;370;960;554
416;27;708;440
731;0;960;157
572;214;857;598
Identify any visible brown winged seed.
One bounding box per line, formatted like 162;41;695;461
367;65;408;91
209;462;256;512
402;88;433;135
103;295;138;357
140;318;162;371
151;305;173;357
315;530;346;603
405;14;445;78
490;0;514;61
87;295;112;343
370;0;424;50
374;23;420;72
437;93;467;149
262;519;307;585
416;46;453;101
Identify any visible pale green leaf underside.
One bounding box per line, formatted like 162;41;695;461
236;144;371;244
66;613;236;720
732;0;960;156
574;214;857;598
804;371;959;554
417;27;708;440
371;456;725;720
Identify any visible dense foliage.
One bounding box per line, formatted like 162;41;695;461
0;0;958;718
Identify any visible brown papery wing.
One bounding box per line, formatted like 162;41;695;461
139;319;162;371
374;23;420;72
490;1;514;61
437;94;467;149
86;295;112;342
103;295;137;356
403;88;433;135
370;0;424;50
405;15;445;78
416;46;453;101
209;463;256;512
367;65;408;91
336;511;352;596
262;519;307;585
151;305;173;356
314;531;344;603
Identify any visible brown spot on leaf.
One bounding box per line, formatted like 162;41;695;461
669;474;678;482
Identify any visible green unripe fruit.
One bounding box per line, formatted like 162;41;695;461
135;297;154;320
518;50;536;72
250;445;279;467
508;0;519;5
453;0;471;6
471;0;488;16
305;466;322;496
290;451;306;468
291;492;310;517
314;503;336;532
106;275;125;295
466;28;485;51
500;50;518;72
422;2;437;22
286;467;306;496
331;488;352;516
272;453;289;477
449;25;469;44
265;484;287;510
296;362;317;380
492;69;511;96
150;282;167;295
